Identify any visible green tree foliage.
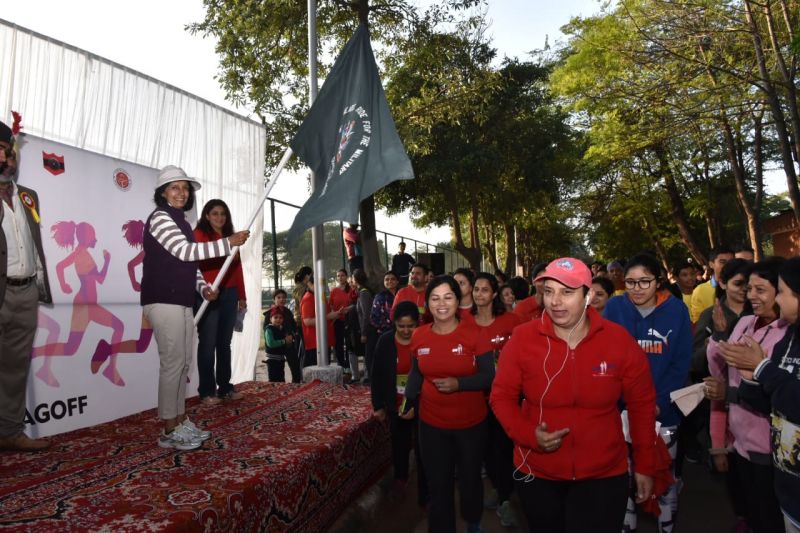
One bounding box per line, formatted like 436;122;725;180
380;20;583;271
551;0;795;265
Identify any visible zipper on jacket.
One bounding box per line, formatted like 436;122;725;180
570;346;577;481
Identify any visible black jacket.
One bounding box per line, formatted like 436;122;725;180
738;327;800;523
370;330;401;414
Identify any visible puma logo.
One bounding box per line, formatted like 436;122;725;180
648;328;672;346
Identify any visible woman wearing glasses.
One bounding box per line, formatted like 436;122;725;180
705;258;788;533
604;253;692;533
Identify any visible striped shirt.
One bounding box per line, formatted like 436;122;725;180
147;209;231;294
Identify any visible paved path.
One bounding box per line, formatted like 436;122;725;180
334;450;736;532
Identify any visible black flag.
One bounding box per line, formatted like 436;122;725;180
287;24;414;243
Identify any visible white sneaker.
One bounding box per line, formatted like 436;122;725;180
182;419;211;441
158;425;202;450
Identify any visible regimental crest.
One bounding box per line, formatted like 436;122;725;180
42;152;65;175
113;168;131;191
321;104;372;195
336;120;356;163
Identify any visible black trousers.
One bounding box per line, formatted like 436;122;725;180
390;413;429;506
266;359;285;383
732;451;785;533
363;324;377;378
286;336;303;383
516;474;628;533
303;348;317;368
333;320;348;368
419;418;487;533
485;410;515;503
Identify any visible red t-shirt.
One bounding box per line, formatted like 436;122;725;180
410;321;492;429
329;286;352;322
300;291;336;350
513;295;542;322
458;306;474;321
477;312;524;363
193;229;246;300
392;285;431;324
393;285;426;314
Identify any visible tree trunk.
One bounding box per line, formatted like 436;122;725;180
449;199;482;271
720;117;762;260
359;195;385;292
743;0;800;227
468;197;482;270
762;2;800;165
753;111;765;260
642;217;670;275
654;147;708;266
483;224;500;273
704;209;718;252
503;222;517;275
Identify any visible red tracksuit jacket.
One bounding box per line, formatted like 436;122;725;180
490;308;658;481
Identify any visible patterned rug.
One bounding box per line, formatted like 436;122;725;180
0;381;390;532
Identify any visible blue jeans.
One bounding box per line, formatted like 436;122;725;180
195;287;238;398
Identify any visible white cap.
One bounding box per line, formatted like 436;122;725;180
155;165;201;191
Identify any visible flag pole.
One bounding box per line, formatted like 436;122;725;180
307;0;330;367
194;146;293;325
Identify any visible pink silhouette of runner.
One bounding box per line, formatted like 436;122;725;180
89;220;154;370
32;221;126;386
33;311;62;387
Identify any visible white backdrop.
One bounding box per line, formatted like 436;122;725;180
22;135;182;437
0;20;267;437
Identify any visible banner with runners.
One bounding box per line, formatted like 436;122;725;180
18;134;200;438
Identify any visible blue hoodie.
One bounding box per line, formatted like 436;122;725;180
604;291;692;427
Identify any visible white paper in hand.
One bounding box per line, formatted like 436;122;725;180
670;383;706;416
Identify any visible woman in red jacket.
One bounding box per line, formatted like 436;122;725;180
194;199;246;404
490;258;657;533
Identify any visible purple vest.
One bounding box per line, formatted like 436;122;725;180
140;206;198;307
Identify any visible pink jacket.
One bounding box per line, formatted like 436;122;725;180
707;315;788;459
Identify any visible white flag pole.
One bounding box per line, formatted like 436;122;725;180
307;0;330;367
193;146;293;325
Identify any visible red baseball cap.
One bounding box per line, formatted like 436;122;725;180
534;258;592;289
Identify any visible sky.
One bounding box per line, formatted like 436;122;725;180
1;0;604;246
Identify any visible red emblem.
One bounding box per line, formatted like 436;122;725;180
113;168;131;191
42;152;65;175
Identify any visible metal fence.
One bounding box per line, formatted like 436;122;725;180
262;197;472;305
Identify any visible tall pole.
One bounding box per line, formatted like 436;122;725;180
308;0;329;366
270;199;279;292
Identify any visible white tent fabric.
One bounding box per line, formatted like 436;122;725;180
0;18;266;385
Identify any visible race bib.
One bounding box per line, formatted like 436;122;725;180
396;373;408;395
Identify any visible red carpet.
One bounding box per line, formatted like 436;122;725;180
0;381;390;532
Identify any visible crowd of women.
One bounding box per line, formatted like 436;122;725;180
272;245;800;533
142;167;798;533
